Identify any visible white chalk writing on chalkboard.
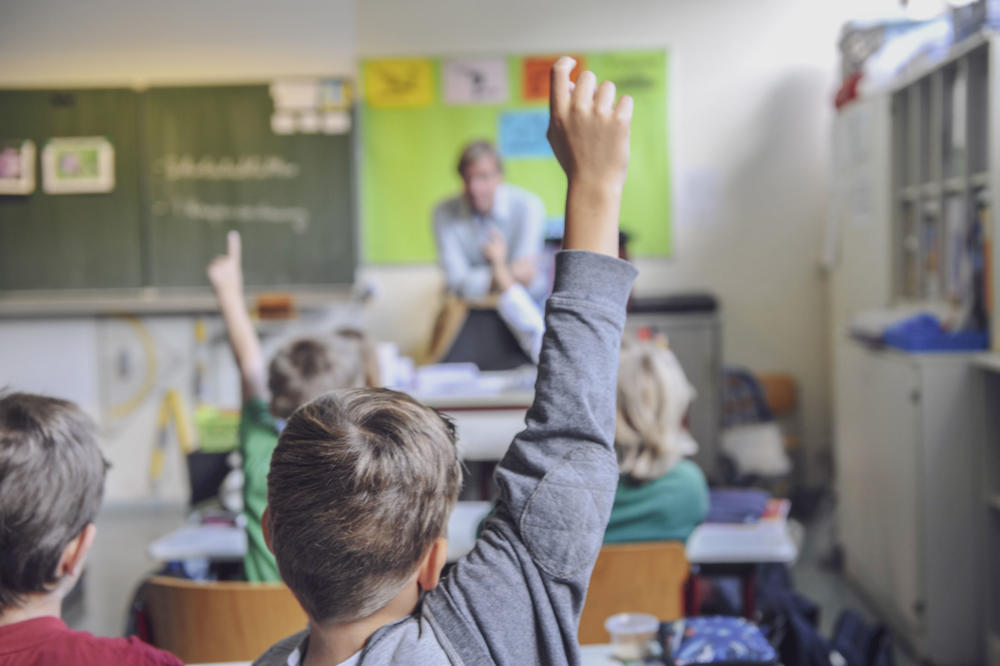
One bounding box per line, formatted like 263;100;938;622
159;155;300;182
159;198;311;233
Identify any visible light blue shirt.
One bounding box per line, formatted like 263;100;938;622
432;183;545;300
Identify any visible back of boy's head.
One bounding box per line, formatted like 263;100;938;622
267;388;461;624
268;328;380;420
0;391;107;611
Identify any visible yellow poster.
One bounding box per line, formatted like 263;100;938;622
363;59;435;108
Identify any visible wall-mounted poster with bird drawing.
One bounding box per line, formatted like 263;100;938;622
443;58;508;105
363;59;434;108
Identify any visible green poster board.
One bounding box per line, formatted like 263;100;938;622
361;49;670;265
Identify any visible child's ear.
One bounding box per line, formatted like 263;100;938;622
416;538;448;592
59;523;97;579
262;508;274;553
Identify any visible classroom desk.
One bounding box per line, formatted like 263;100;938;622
148;502;494;565
684;518;798;619
580;644;663;665
148;524;246;562
415;372;533;463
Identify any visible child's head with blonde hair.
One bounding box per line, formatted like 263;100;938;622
615;335;698;482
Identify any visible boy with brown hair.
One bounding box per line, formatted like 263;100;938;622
255;56;637;665
0;392;182;666
207;235;379;582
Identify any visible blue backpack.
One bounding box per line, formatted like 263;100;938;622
830;610;895;666
658;616;779;666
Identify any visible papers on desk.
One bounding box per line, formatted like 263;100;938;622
686;517;797;565
413;363;480;395
148;524;246;562
413;364;536;402
688;490;797;565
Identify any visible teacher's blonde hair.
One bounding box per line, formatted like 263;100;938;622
615;336;698;482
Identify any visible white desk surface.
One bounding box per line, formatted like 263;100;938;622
581;644;659;665
405;368;534;460
419;390;534;410
412;368;535;411
685;519;798;565
149;502;493;564
148;523;246;562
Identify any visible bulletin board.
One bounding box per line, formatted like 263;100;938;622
360;49;670;264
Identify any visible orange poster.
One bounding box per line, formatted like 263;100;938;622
522;55;585;102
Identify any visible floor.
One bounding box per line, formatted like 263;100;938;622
790;501;919;666
68;500;918;665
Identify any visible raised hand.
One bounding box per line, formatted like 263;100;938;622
206;230;266;400
546;57;633;258
547;57;633;191
207;230;244;296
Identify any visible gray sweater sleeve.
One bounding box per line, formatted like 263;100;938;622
424;250;638;665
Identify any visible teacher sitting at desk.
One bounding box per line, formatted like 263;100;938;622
433;140;546;301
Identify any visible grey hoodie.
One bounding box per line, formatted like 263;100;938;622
254;250;638;666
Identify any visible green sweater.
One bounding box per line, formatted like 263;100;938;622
239;399;282;582
604;460;710;544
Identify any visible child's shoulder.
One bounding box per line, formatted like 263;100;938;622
56;631;182;666
252;629;308;666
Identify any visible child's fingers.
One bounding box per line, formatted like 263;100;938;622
572;70;597;110
549;56;576;116
595;80;617;115
614;94;635;124
227;230;241;260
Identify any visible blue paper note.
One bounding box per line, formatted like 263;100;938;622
499;110;553;158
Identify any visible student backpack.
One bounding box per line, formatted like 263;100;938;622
830;610;895;666
658;616;779;665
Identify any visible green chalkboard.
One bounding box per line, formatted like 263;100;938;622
0;83;356;295
142;85;356;289
0;89;144;290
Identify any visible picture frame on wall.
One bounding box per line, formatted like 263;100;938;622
42;136;115;194
0;139;36;195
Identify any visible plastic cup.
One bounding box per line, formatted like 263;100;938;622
604;612;659;661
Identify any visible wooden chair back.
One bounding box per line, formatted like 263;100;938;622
578;541;690;644
143;576;308;663
758;372;798;416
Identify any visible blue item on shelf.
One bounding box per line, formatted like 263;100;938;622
882;313;988;352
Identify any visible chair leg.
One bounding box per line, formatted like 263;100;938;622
683;574;698;616
742;570;756;620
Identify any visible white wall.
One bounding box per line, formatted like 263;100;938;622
1;0;881;495
0;0;357;85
